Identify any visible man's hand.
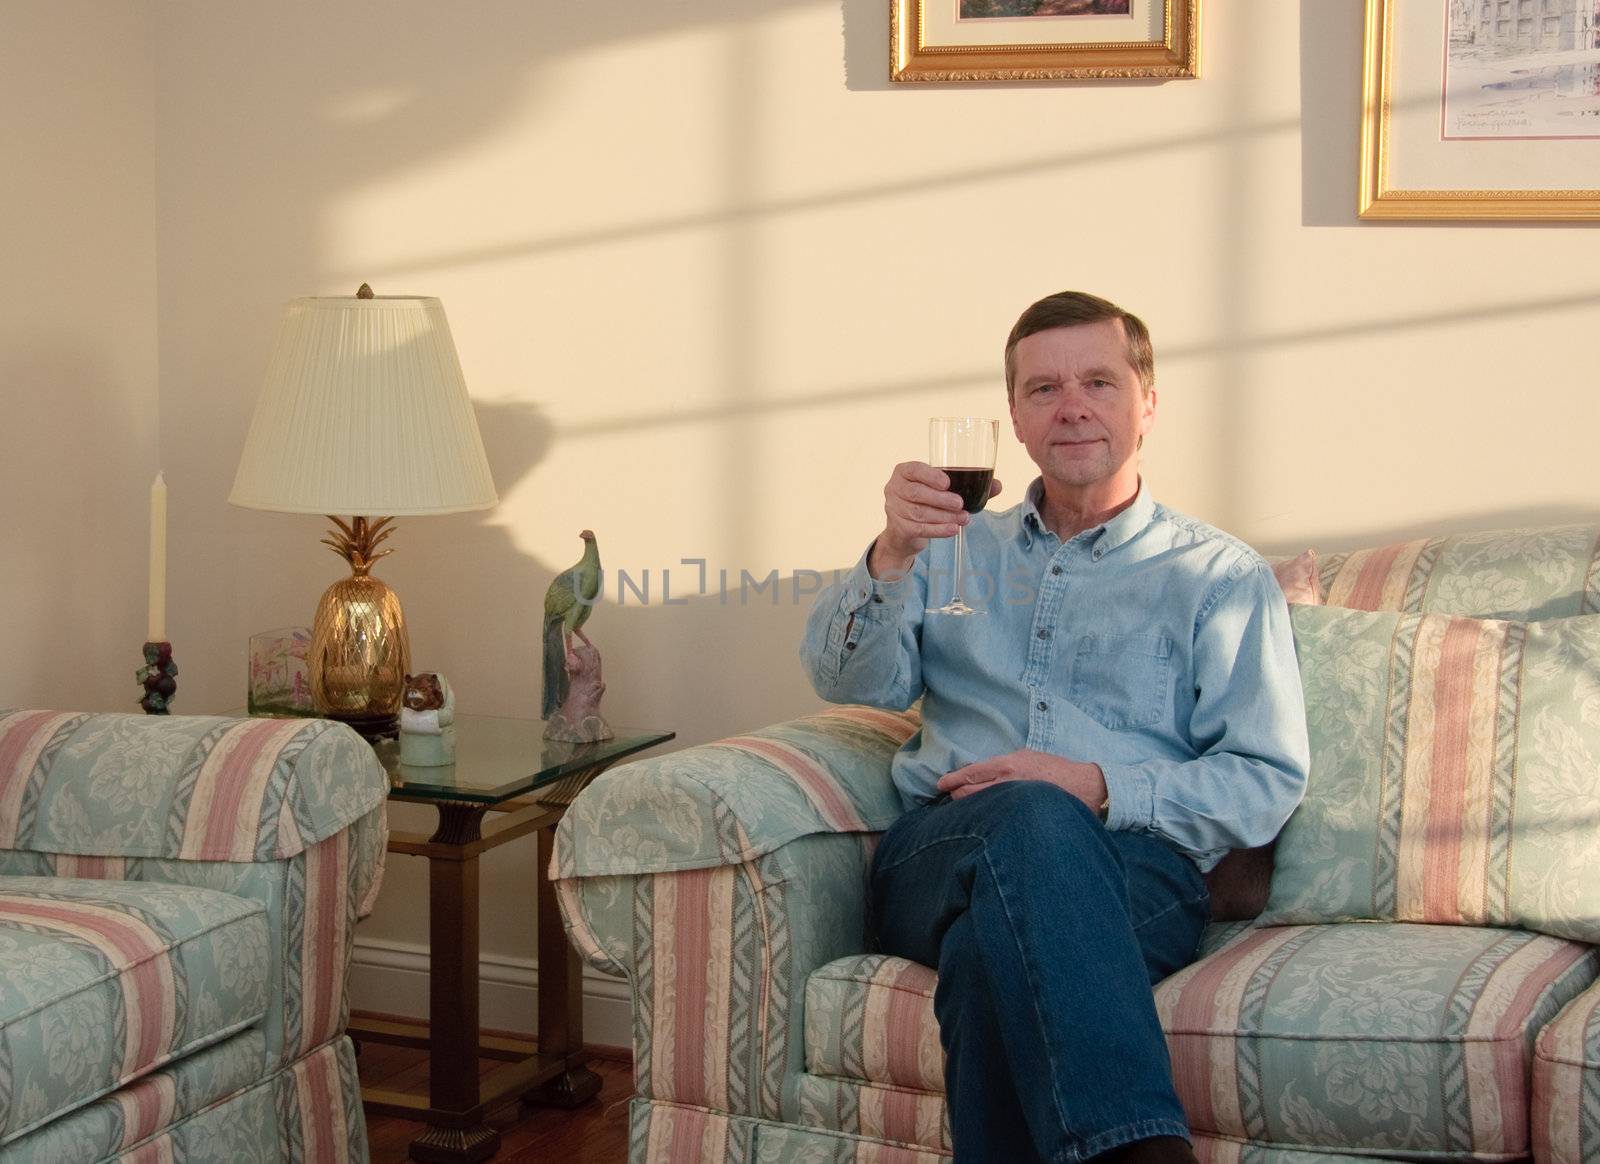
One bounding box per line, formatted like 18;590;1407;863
868;462;1003;580
936;749;1108;813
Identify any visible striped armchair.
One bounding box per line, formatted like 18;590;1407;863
0;711;388;1162
554;524;1600;1164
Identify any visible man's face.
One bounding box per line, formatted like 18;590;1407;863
1007;319;1156;495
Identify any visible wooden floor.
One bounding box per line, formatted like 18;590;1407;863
358;1040;634;1164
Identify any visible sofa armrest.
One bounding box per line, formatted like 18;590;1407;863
550;706;916;881
557;830;877;1123
0;710;388;862
0;710;391;1065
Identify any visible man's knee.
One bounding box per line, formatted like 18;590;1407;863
967;780;1106;861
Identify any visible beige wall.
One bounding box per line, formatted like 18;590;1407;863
13;0;1599;1020
0;1;158;714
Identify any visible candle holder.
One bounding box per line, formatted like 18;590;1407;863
137;641;179;715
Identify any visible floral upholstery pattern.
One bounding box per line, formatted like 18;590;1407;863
1;1030;268;1163
551;707;917;880
0;876;269;1145
796;1075;949;1155
1155;922;1597;1159
0;713;385;1160
1262;607;1600;943
1531;977;1600;1164
1317;525;1600;620
555;527;1600;1164
102;1036;366;1164
805;956;942;1094
629;1097;952;1164
621;833;876;1123
0;815;380;1071
1192;1138;1376;1163
0;712;384;863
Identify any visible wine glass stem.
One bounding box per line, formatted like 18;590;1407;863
952;526;966;605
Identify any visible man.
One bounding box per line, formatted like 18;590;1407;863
799;292;1309;1164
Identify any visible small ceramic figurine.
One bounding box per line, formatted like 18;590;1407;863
542;530;613;742
399;672;456;766
137;642;179;714
543;631;613;743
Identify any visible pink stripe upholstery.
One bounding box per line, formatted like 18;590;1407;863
672;867;712;1104
1421;618;1479;922
1345;542;1405;610
720;737;866;832
0;898;175;1077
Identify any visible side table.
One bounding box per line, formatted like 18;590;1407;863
348;715;674;1164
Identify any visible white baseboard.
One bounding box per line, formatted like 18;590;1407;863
348;937;633;1050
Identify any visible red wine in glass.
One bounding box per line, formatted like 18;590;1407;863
928;418;999;616
943;467;995;515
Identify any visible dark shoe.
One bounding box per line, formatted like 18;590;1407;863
1103;1135;1199;1164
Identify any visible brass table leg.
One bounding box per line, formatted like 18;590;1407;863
522;822;601;1109
410;804;501;1164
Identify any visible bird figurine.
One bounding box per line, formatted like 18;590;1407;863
542;529;611;741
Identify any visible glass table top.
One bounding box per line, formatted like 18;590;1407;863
371;715;675;805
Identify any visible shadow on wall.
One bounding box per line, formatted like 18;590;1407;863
1300;0;1364;229
0;345;152;712
377;397;825;746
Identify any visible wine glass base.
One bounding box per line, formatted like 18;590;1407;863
927;601;985;616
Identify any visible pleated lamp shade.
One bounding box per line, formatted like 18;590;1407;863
230;295;498;516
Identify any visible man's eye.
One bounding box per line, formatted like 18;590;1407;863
1033;383;1058;396
1089;379;1114;390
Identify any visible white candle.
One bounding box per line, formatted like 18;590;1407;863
148;472;167;642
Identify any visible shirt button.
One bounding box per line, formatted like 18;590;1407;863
1037;628;1049;639
845;641;857;651
1092;548;1103;560
1037;700;1048;712
1051;565;1063;576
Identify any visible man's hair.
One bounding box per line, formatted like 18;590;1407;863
1004;291;1155;402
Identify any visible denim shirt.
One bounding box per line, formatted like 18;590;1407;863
799;479;1309;872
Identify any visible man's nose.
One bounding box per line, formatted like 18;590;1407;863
1054;387;1092;422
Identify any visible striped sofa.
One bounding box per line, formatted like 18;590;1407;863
0;712;388;1163
553;524;1600;1164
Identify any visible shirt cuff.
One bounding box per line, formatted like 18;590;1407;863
850;541;914;610
1100;763;1156;833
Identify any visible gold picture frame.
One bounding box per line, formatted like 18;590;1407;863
1360;0;1600;221
891;0;1199;83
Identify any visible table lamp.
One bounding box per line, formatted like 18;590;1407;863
229;285;497;738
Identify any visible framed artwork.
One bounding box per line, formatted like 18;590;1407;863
1360;0;1600;220
890;0;1199;83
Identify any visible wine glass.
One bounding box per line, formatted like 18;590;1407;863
927;417;998;616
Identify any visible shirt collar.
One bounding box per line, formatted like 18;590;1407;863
1019;476;1154;555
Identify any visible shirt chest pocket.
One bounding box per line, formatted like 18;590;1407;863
1068;632;1174;730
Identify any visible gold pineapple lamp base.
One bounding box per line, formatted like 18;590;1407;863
310;516;411;740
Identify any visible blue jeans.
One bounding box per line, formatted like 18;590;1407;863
869;782;1209;1163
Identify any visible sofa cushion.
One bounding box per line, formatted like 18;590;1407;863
1266;550;1322;607
803;925;1254;1101
1531;977;1600;1164
805;955;943;1095
0;875;270;1145
1155;922;1597;1160
1317;524;1600;620
1261;606;1600;943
